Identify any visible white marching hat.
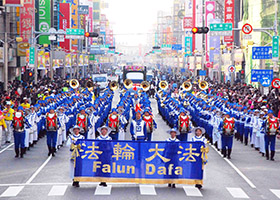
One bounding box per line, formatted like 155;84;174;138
192;127;206;135
167;128;180;135
97;126;112;134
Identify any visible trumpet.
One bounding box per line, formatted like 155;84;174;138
199;81;209;90
141;81;150;92
182;81;192;92
86;80;94;91
109;81;119;91
70;79;79;89
123;79;133;89
159;81;168;90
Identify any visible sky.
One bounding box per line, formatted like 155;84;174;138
103;0;173;47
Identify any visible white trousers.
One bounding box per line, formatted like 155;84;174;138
4;121;12;142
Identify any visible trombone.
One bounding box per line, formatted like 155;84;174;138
199;81;209;91
182;81;192;92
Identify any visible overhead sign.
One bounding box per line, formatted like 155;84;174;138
272;36;279;59
172;44;182;51
242;23;253;34
252;46;272;59
78;5;89;15
66;29;85;39
228;65;235;73
251;69;273;83
199;70;207;76
161;44;172;50
272;78;280;88
183;17;193;29
209;23;232;36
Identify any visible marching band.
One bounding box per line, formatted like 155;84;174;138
0;77;279;189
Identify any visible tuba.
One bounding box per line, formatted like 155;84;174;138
141;81;150;92
123;79;133;89
86;80;94;91
109;81;119;91
199;81;209;90
159;81;168;90
182;81;192;92
70;79;79;89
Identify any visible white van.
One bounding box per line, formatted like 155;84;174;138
92;74;108;90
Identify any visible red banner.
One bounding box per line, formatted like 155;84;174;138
20;0;34;43
59;3;70;50
224;0;234;42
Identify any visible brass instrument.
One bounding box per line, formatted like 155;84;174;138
70;79;79;89
182;81;192;92
159;81;168;90
109;81;119;91
123;79;133;89
86;80;94;91
199;81;209;90
141;81;150;92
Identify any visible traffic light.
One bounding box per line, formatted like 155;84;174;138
192;27;209;34
85;32;99;37
29;72;33;77
240;70;245;79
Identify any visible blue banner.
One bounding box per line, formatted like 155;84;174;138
185;37;192;56
73;140;207;185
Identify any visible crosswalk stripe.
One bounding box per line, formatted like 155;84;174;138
226;187;249;199
183;186;203;197
94;185;112;195
48;185;68;196
0;186;24;197
270;189;280;199
139;185;157;195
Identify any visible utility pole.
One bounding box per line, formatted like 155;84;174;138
274;0;278;77
201;0;206;76
3;7;8;91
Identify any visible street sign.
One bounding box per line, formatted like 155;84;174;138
48;35;56;41
172;44;182;51
272;78;280;88
65;29;85;39
251;69;273;82
29;47;35;65
252;46;272;59
185;37;192;56
272;36;279;59
209;23;232;36
260;76;272;87
100;45;110;50
89;54;95;61
199;70;207;76
228;65;235;73
243;34;252;40
161;44;172;50
242;23;253;34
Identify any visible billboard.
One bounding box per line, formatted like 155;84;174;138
71;0;79;47
38;0;51;44
224;0;234;42
59;3;70;50
3;0;23;6
20;0;34;43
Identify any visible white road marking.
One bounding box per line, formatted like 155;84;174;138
226;187;249;199
0;186;24;197
211;145;256;189
0;182;137;187
270;189;280;199
94;185;112;195
25;155;52;184
183;186;203;197
48;185;68;196
0;143;14;154
139;185;157;195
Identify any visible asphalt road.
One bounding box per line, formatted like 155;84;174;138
0;92;280;200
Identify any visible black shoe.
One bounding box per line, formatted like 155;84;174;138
262;153;265;157
15;149;19;158
195;184;202;189
20;148;24;158
52;148;56;157
172;184;176;188
227;149;232;159
251;144;254;148
76;182;80;187
265;149;269;160
48;146;51;156
271;151;275;161
6;141;10;144
168;184;171;187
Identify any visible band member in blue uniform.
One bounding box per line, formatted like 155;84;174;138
264;110;280;161
219;113;235;159
191;127;207;144
143;109;157;141
45;107;60;157
106;108;120;140
12;106;31;158
130;111;147;141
